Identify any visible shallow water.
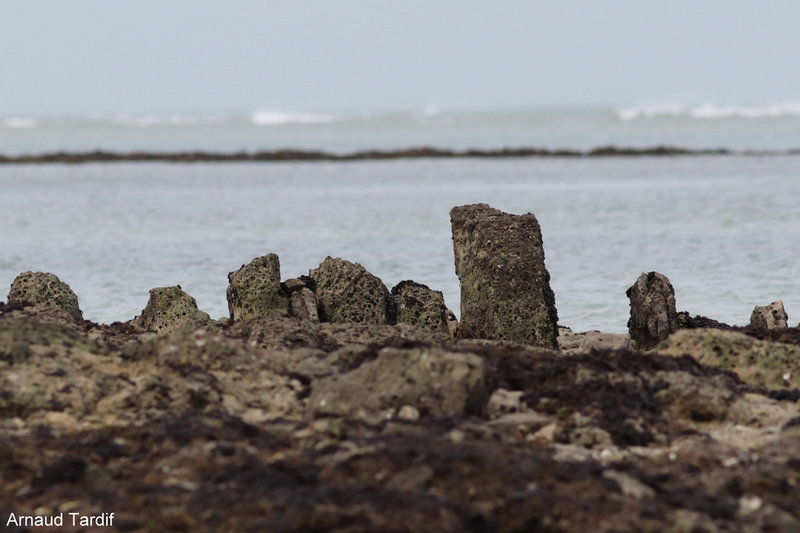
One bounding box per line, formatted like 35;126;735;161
2;154;798;332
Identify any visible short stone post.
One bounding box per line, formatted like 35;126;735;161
626;271;679;349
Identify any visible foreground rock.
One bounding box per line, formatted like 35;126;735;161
627;271;679;349
450;203;558;347
5;300;800;531
6;271;82;319
226;254;288;321
131;285;211;334
310;256;394;324
309;346;486;420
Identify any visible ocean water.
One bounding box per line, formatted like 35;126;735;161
2;106;800;332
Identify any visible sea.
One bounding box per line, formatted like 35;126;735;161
2;104;799;333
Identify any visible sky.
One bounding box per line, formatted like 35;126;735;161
3;0;800;116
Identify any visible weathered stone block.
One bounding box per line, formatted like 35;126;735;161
626;271;679;350
7;271;82;319
226;254;288;321
132;286;211;334
749;301;788;330
391;280;449;334
309;257;393;324
450;203;558;347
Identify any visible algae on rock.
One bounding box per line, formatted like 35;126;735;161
655;328;800;389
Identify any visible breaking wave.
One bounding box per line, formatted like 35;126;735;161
250;110;335;126
107;114;224;127
1;117;39;129
618;102;800;120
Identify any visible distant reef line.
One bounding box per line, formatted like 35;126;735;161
2;145;799;164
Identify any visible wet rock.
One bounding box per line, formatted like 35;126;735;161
226;254;288;321
655;328;800;389
309;257;394;324
391;280;449;334
131;285;211;335
627;271;679;349
6;271;82;319
289;287;319;322
450;203;558;347
309;346;487;420
749;301;788;331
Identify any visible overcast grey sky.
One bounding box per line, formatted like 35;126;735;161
3;1;799;115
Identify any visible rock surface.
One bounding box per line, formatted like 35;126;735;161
4;299;800;531
6;271;82;319
309;346;487;421
750;300;789;330
391;280;449;334
655;327;800;388
131;285;211;334
226;254;288;321
450;203;558;347
309;256;394;324
627;271;679;349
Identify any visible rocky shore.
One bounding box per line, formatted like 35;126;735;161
3;204;800;532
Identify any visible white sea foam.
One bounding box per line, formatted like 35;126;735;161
2;117;39;129
617;104;685;121
619;102;800;120
250;110;335;126
415;105;440;118
689;103;800;119
108;113;224;127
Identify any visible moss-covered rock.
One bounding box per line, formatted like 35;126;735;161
226;254;288;321
655;328;800;389
450;204;558;347
6;271;82;319
132;286;211;335
391;280;449;334
0;314;109;359
309;257;394;324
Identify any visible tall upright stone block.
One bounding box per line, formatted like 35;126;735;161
450;203;558;347
626;271;679;350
